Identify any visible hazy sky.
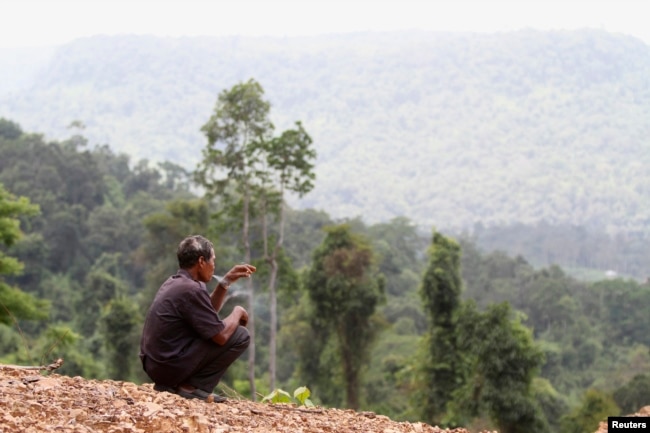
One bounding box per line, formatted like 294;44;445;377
1;0;649;48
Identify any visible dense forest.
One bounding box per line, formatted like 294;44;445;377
1;108;649;433
1;30;650;240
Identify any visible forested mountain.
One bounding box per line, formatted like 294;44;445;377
1;29;650;235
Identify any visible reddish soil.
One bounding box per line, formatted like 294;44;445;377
0;364;496;433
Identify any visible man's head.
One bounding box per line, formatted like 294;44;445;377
177;235;215;272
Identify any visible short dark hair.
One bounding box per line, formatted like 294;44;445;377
177;235;214;269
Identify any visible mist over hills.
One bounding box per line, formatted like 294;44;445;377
1;29;650;234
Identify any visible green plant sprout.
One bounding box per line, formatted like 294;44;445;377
262;386;314;407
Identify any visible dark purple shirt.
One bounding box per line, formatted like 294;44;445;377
140;269;225;365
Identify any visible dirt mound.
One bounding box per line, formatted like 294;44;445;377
0;364;495;433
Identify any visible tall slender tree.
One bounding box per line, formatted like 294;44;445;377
256;121;316;390
305;224;384;409
196;78;274;399
415;230;549;431
415;230;464;425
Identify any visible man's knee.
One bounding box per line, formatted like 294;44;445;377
233;326;250;349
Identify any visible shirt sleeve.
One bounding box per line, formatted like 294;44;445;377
180;283;225;340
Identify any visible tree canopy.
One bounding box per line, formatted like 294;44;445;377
0;183;47;324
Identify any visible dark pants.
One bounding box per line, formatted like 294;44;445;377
143;326;250;392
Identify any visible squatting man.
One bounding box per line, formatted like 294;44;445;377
140;235;255;402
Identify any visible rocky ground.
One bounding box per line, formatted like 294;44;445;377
0;363;494;433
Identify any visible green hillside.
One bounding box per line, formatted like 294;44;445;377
1;29;650;233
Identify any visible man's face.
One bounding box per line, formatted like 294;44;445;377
198;248;216;282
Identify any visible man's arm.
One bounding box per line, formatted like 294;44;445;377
211;306;248;345
210;279;230;313
210;264;256;313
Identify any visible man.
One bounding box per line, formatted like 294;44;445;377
140;235;254;403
